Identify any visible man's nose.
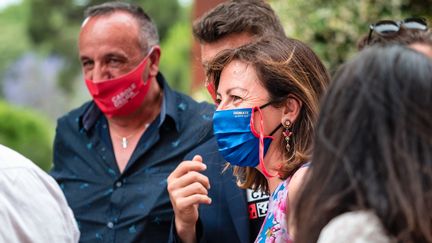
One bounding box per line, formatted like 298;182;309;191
90;64;112;83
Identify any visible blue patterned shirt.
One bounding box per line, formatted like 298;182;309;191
51;73;215;243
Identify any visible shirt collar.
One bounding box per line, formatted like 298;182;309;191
80;72;182;133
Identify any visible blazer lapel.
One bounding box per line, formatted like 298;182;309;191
224;173;250;243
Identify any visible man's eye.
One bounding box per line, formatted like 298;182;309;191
108;59;121;65
81;60;93;68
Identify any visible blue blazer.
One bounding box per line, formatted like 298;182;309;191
168;138;251;243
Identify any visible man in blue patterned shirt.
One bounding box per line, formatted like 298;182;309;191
50;2;214;242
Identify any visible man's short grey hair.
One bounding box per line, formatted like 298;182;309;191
84;1;159;53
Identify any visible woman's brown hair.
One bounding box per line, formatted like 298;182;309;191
206;35;329;193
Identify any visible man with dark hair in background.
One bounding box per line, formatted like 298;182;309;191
168;1;287;242
193;0;286;100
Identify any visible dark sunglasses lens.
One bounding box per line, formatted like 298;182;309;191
403;19;428;30
374;22;399;34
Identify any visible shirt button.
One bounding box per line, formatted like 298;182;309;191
115;181;122;188
107;222;114;229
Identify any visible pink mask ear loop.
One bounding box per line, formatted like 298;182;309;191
141;46;158;81
252;106;277;178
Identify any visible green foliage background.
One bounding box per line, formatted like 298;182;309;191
272;0;432;73
159;9;192;92
0;100;53;171
0;3;31;94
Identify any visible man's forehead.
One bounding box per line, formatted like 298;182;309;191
81;17;90;28
78;12;143;57
80;11;138;30
79;11;141;45
200;32;255;64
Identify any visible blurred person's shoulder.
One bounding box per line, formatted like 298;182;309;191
0;144;80;242
0;143;60;190
317;211;391;243
0;144;40;170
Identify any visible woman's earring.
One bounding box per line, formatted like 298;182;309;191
282;119;293;153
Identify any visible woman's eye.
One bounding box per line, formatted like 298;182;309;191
214;98;221;106
231;95;242;102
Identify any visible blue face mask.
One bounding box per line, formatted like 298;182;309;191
213;103;281;177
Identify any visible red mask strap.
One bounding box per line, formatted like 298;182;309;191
252;106;277;178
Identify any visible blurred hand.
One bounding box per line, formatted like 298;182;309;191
167;155;212;242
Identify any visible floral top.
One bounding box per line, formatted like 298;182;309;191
255;179;292;243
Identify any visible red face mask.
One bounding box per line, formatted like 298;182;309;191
85;47;157;117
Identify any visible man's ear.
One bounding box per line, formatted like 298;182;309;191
280;94;302;124
148;46;161;76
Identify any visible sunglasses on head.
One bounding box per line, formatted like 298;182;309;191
367;17;428;44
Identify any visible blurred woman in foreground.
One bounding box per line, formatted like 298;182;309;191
294;45;432;243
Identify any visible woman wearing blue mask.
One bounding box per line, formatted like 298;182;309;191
206;35;329;242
